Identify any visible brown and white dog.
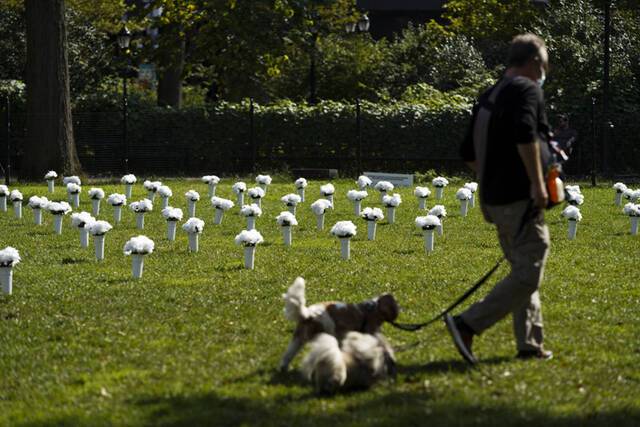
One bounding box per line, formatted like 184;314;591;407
279;277;399;371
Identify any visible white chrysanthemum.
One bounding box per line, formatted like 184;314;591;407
0;185;9;196
281;193;302;206
456;188;473;200
357;175;372;188
255;174;272;185
87;220;113;236
429;205;447;218
566;190;584;206
361;207;384;221
240;204;262;217
71;212;95;228
320;183;335;196
562;205;582;221
185;190;200;201
331;221;357;238
143;180;162;192
182;217;205;234
374;181;394;192
347;190;368;201
311;199;333;215
107;193;127;206
295;178;308;189
623;188;634;200
232;182;247;194
157;185;172;198
0;247;21;267
162;207;183;221
248;187;265;199
276;211;298;226
565;185;581;195
121;174;137;184
414;187;431;198
28;196;49;209
464;182;478;193
45;171;58;180
9;190;23;201
202;175;220;184
235;229;264;246
66;183;81;194
432;177;449;187
129;199;153;213
631;190;640;203
46;201;72;215
88;188;105;200
123;235;155;255
623;203;640;217
613;182;627;193
211;196;234;211
415;215;441;230
382;193;402;207
63;176;81;186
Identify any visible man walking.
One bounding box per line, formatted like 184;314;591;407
447;34;553;364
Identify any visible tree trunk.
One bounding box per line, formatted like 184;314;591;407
157;39;185;109
24;0;82;178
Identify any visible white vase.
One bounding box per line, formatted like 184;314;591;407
470;193;476;208
125;184;133;199
460;199;469;217
386;207;396;224
325;194;334;204
47;180;55;194
282;226;292;247
13;201;22;219
0;267;13;295
208;183;217;198
167;220;177;241
297;187;305;202
94;234;105;261
367;221;377;241
91;199;101;216
33;208;42;225
435;187;444;200
287;205;296;215
437;221;443;237
132;254;145;279
353;200;361;217
0;196;6;212
53;215;63;235
244;245;256;269
67;192;72;204
252;198;262;208
236;192;244;206
188;233;199;252
423;229;435;252
615;192;622;206
79;227;89;248
214;208;224;225
568;220;578;240
113;205;122;223
379;190;387;203
136;212;145;229
418;198;426;210
247;216;256;230
316;214;325;231
340;238;351;260
71;193;80;208
187;200;196;218
631;216;639;235
161;197;169;209
259;183;267;193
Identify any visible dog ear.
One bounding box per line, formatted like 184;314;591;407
377;294;399;321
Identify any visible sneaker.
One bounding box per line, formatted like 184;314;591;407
444;314;477;365
516;349;553;361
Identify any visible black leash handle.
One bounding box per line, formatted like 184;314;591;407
390;258;504;332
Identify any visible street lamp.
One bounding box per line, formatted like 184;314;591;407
117;24;132;173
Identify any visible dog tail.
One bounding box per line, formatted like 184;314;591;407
283;277;309;322
301;333;346;394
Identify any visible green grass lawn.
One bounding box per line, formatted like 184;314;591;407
0;177;639;427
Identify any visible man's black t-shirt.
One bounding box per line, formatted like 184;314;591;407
460;76;550;205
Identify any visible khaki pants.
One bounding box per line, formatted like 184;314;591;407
461;199;550;351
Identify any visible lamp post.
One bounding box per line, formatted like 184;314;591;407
117;25;132;173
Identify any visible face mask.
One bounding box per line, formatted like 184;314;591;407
537;69;546;88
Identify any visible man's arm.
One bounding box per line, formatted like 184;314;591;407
517;142;548;209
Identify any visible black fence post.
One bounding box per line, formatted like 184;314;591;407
356;98;362;176
5;96;10;185
122;76;129;174
250;98;256;171
591;97;597;187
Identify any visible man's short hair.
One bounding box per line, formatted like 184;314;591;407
507;34;547;68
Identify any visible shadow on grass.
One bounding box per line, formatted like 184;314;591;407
213;264;245;273
398;356;512;376
61;258;88;265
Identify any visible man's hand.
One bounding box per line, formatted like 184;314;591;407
532;183;549;209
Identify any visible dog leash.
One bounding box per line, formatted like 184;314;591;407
389;257;504;332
